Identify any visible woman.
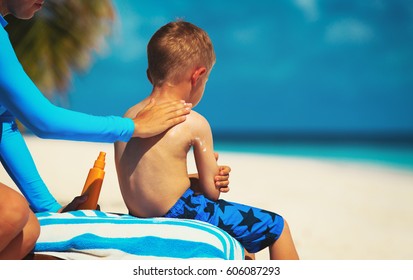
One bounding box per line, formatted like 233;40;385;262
0;0;198;259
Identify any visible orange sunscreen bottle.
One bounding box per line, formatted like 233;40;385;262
78;151;106;210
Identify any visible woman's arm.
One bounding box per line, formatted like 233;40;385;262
0;115;62;212
0;27;134;143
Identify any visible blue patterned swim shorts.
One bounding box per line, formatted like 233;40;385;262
164;188;284;253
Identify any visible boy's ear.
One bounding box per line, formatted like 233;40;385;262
191;67;207;86
146;69;153;84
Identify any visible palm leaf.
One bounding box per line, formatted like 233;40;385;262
5;0;115;97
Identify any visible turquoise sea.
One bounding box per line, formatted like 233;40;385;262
214;140;413;171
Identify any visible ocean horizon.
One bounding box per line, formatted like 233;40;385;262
213;136;413;171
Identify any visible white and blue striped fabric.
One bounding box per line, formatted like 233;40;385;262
34;210;244;260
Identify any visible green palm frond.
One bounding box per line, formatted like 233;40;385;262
6;0;115;97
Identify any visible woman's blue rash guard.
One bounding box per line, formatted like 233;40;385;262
0;16;134;212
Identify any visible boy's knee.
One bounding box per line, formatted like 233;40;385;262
283;218;290;229
281;218;293;235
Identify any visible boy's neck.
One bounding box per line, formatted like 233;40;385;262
150;82;191;104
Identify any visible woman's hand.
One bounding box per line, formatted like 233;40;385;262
132;99;192;138
58;195;101;213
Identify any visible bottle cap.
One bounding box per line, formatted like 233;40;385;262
94;151;106;169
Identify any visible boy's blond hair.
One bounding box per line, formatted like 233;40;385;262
147;20;216;86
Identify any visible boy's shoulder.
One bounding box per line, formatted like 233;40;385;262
185;110;212;136
187;110;209;126
123;100;149;118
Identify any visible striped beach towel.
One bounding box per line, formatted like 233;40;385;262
34;210;244;260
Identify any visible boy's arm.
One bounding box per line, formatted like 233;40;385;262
189;154;231;193
191;114;220;201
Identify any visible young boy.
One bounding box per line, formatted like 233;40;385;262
114;20;299;259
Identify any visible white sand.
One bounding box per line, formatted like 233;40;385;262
1;136;413;260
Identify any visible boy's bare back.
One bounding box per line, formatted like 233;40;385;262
114;97;218;218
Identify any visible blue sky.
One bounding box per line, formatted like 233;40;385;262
67;0;413;138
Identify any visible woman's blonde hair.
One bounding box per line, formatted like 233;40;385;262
147;20;215;86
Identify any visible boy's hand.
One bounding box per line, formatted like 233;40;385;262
214;152;231;193
132;99;192;138
215;165;231;193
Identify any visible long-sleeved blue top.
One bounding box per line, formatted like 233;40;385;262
0;15;134;212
